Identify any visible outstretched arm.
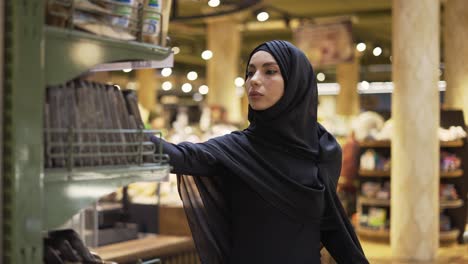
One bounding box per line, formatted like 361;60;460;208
151;135;221;176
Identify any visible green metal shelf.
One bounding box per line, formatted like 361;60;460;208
45;26;173;85
44;164;170;229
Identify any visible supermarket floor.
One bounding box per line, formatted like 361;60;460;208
362;239;468;264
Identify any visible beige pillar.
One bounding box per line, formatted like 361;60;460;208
391;0;440;261
444;0;468;125
336;55;360;116
136;69;158;112
206;17;242;124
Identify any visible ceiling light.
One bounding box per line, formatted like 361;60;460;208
182;83;192;93
193;93;203;102
234;77;245;87
162;81;172;91
360;81;370;90
199;85;209;95
257;11;269;22
317;72;326;82
373;47;382;56
161;67;172;77
356;43;366;52
201;50;213;60
187;71;198;81
208;0;220;7
122;68;132;73
172;46;180;55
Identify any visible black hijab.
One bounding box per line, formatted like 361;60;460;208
177;40;368;264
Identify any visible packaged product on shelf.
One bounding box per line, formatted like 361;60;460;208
361;182;381;198
110;0;137;28
440;151;461;171
142;0;162;44
367;207;387;229
439;213;452;231
439;184;458;200
351;111;385;141
439;125;467;141
375;181;390;200
360;149;376;170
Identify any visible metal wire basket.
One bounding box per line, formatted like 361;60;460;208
45;128;169;170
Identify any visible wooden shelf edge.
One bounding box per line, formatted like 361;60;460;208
359;170;390;177
358;139;465;148
440;169;464;178
439;229;460;242
358;169;463;178
440;199;464;209
93;235;195;263
356;226;389;240
358;197;390;207
358;197;463;209
357;226;460;243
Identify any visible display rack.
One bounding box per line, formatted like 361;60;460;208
2;1;173;263
356;110;467;244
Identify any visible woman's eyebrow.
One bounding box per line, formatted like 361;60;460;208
248;62;278;68
262;62;278;67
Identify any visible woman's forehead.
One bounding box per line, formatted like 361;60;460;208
248;51;278;66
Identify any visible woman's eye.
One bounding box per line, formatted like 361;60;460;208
266;69;278;75
246;71;254;77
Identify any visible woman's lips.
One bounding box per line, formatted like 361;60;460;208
248;91;264;98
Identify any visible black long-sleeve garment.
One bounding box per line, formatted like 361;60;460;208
150;41;368;264
151;129;368;264
153;137;322;263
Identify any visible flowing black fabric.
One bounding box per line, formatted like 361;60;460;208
156;40;368;264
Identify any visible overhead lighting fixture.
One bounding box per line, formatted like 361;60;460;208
360;81;370;90
182;83;193;93
193;93;203;102
187;71;198;81
208;0;220;7
161;67;172;77
201;50;213;60
199;85;209;95
234;77;245;87
373;47;382;56
162;81;172;91
172;46;180;55
316;72;326;82
122;68;132;73
257;11;269;22
356;42;366;52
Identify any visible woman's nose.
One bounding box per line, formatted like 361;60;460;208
250;71;261;86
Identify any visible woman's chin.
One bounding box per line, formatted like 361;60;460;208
250;104;267;111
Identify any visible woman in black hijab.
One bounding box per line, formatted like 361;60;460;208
151;40;368;264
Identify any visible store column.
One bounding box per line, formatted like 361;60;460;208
136;69;159;113
206;16;242;124
391;0;439;261
444;0;468;124
336;54;360;117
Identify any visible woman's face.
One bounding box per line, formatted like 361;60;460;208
246;51;285;111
